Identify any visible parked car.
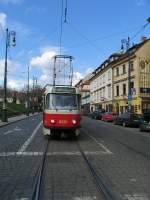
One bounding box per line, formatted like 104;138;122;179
101;112;117;122
113;112;141;127
139;112;150;132
91;109;105;120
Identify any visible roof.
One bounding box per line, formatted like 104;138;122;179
89;38;150;80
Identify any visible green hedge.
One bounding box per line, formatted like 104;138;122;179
0;103;29;119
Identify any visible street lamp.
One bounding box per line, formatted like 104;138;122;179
2;28;16;122
121;37;132;113
147;17;150;23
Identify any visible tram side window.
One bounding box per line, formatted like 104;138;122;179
77;94;81;109
46;94;50;109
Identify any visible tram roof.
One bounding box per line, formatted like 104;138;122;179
43;85;80;95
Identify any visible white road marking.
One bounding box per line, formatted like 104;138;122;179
84;130;113;154
17;121;42;153
3;130;13;135
3;127;22;135
129;178;136;183
124;193;149;200
47;151;81;156
14;127;22;131
0;150;113;157
73;196;97;200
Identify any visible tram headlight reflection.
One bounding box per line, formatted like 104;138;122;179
50;119;56;124
72;120;77;124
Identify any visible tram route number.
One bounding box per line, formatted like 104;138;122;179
58;120;68;124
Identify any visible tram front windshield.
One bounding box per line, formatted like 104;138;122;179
46;93;79;110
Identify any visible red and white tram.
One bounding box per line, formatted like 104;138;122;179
43;85;81;138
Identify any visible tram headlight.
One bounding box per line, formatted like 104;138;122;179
72;120;77;124
50;119;56;124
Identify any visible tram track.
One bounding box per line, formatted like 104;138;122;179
30;135;122;200
76;140;121;200
30;139;50;200
115;139;150;160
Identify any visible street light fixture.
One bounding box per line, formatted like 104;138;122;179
2;28;16;122
121;37;132;113
147;17;150;23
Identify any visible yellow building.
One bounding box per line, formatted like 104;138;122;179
112;38;150;115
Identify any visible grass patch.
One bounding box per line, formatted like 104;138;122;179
0;102;29;119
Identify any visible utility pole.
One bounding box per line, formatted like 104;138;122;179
127;37;132;113
2;28;16;122
121;37;131;113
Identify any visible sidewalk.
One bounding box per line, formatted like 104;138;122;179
0;113;40;128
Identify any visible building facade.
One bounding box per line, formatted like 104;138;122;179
112;39;150;115
90;54;120;112
75;74;91;115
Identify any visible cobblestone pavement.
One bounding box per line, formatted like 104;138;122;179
0;115;150;199
81;117;150;200
0;114;44;200
40;139;105;200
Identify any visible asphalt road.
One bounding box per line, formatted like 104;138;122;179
0;114;150;200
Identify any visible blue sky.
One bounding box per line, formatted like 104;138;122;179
0;0;150;89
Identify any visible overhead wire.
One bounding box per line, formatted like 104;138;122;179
66;25;142;50
67;23;102;52
130;22;150;40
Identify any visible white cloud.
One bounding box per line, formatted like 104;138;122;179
72;68;93;86
72;72;83;86
30;47;94;87
0;0;23;4
0;12;7;28
30;51;56;68
7;79;25;90
0;59;21;85
30;47;58;86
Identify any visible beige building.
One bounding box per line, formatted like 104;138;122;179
112;38;150;115
75;74;92;114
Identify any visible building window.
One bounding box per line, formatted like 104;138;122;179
130;61;134;71
108;70;111;80
108;86;111;98
123;65;126;74
116;85;119;96
103;75;105;84
130;81;134;89
123;84;126;95
116;67;119;76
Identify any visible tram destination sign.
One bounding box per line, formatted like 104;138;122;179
52;87;76;93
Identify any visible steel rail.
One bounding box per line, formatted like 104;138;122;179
77;141;122;200
30;139;50;200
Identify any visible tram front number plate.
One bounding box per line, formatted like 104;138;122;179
59;120;68;124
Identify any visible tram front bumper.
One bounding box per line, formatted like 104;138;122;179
43;125;81;136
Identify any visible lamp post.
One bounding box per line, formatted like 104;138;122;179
121;37;131;113
2;28;16;122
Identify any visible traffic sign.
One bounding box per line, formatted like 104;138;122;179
128;95;132;101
